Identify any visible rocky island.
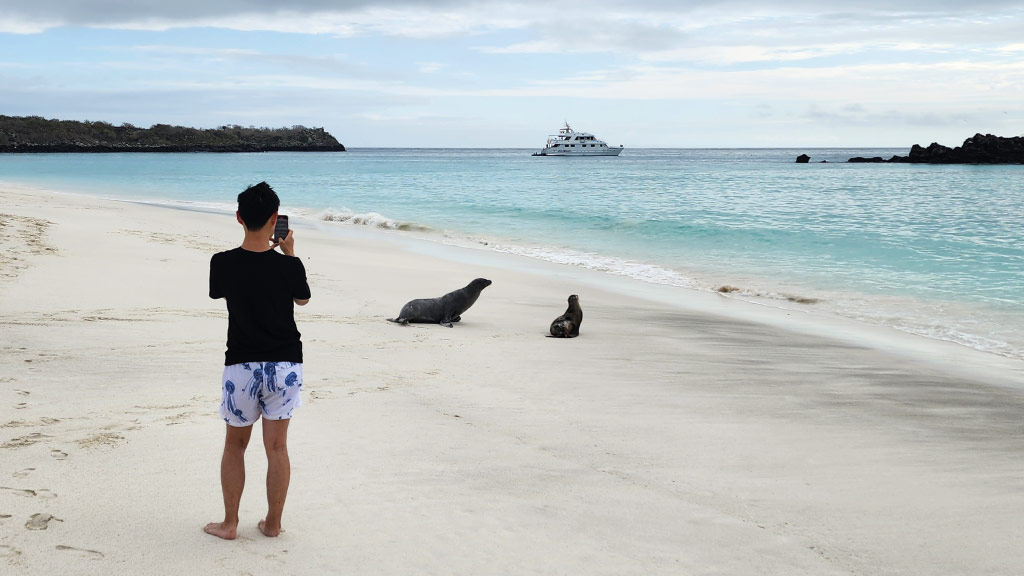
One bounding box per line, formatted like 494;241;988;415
846;133;1024;164
0;115;346;152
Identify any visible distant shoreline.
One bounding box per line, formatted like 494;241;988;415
802;133;1024;165
0;144;347;153
0;115;346;153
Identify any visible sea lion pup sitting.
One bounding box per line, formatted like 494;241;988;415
549;294;582;338
388;278;492;327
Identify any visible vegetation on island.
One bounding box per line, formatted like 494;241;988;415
0;115;346;152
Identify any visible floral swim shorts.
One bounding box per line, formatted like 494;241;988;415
219;362;303;426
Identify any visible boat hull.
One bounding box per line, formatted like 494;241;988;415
532;147;623;157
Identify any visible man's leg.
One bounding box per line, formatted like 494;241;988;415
258;418;290;537
204;423;254;539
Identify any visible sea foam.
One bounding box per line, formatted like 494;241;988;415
316;208;431;232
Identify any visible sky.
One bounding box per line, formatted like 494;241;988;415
1;1;1023;148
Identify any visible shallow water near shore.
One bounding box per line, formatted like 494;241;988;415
2;148;1022;359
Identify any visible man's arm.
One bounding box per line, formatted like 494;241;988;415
281;231;311;307
209;253;223;299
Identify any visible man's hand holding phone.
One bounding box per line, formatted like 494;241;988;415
272;214;296;256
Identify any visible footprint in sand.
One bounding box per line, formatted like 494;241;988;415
308;390;332;403
15;390;29;396
163;412;195;426
25;513;63;530
76;432;124;449
0;544;23;562
1;433;51;449
14;403;27;410
0;487;38;498
51;449;68;460
56;545;104;559
262;550;289;567
0;487;54;500
13;468;35;478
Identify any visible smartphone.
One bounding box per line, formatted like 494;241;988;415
273;215;289;243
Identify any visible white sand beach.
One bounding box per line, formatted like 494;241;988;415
2;183;1023;575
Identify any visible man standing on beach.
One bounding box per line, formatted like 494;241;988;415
204;182;311;539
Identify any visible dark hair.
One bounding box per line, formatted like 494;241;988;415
236;181;280;230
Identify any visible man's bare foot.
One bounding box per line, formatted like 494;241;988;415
258;518;282;537
203;521;238;540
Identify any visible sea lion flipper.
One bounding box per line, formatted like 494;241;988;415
451;315;461;323
441;321;454;328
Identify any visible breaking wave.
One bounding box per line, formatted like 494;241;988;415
316;208;431;232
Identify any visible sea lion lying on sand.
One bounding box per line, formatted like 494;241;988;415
549;294;582;338
388;278;492;327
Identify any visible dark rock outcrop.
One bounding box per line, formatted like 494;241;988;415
795;154;810;163
847;133;1024;164
0;116;346;153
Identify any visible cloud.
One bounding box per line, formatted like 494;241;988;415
466;4;1024;64
417;62;444;74
2;1;1020;39
3;0;1024;146
0;1;376;29
4;2;1024;81
0;1;514;36
126;44;391;78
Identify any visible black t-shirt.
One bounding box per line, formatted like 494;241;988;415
209;247;311;366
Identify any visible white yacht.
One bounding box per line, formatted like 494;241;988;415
532;123;623;156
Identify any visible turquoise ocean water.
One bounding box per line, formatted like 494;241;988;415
2;148;1022;360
